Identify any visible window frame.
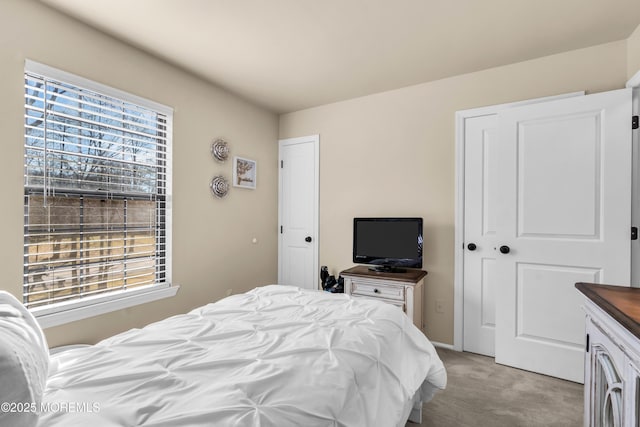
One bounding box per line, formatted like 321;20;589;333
24;60;177;329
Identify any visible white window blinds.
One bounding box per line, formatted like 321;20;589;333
23;62;172;310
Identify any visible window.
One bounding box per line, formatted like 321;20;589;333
23;61;175;326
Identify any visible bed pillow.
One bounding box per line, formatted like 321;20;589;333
0;291;49;427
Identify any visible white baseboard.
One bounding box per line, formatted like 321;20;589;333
431;341;456;351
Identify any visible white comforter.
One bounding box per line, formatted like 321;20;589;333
39;285;446;427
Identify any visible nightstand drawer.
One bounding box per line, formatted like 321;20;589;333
351;279;404;301
352;294;405;311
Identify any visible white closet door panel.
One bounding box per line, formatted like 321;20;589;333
463;115;499;356
278;137;318;290
495;88;632;383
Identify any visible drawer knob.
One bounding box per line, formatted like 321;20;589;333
374;288;380;293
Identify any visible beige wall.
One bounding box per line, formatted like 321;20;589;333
0;0;279;347
629;23;640;80
279;41;628;345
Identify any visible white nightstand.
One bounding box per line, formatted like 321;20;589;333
341;266;427;330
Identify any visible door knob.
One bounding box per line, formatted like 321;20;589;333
305;236;312;242
467;243;477;251
499;245;510;254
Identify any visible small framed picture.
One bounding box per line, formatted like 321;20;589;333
233;156;257;189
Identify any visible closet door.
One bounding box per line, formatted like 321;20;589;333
494;89;632;383
460;92;583;357
278;135;319;290
462;114;499;356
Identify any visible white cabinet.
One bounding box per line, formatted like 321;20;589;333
578;283;640;427
341;266;426;330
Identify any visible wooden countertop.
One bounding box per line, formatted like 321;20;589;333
340;265;427;283
575;282;640;340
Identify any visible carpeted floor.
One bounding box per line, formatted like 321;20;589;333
409;348;583;427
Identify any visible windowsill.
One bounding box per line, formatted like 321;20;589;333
32;284;180;329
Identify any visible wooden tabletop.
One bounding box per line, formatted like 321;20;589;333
340;265;427;283
575;282;640;340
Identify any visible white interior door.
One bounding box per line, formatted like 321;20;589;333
494;89;632;383
278;135;319;290
460;92;584;357
463;115;499;356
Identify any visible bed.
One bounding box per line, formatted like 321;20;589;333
0;285;446;427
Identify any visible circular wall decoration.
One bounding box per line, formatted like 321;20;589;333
211;138;229;162
210;175;229;199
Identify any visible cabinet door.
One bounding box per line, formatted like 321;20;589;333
625;361;640;427
587;321;626;427
594;349;624;427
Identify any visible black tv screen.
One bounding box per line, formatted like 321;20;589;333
353;218;423;271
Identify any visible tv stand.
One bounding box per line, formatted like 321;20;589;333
367;265;407;273
341;266;427;330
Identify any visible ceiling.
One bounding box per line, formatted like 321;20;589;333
39;0;640;113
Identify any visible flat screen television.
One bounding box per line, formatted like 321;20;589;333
353;217;423;272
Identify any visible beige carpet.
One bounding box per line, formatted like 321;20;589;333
409;348;583;427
